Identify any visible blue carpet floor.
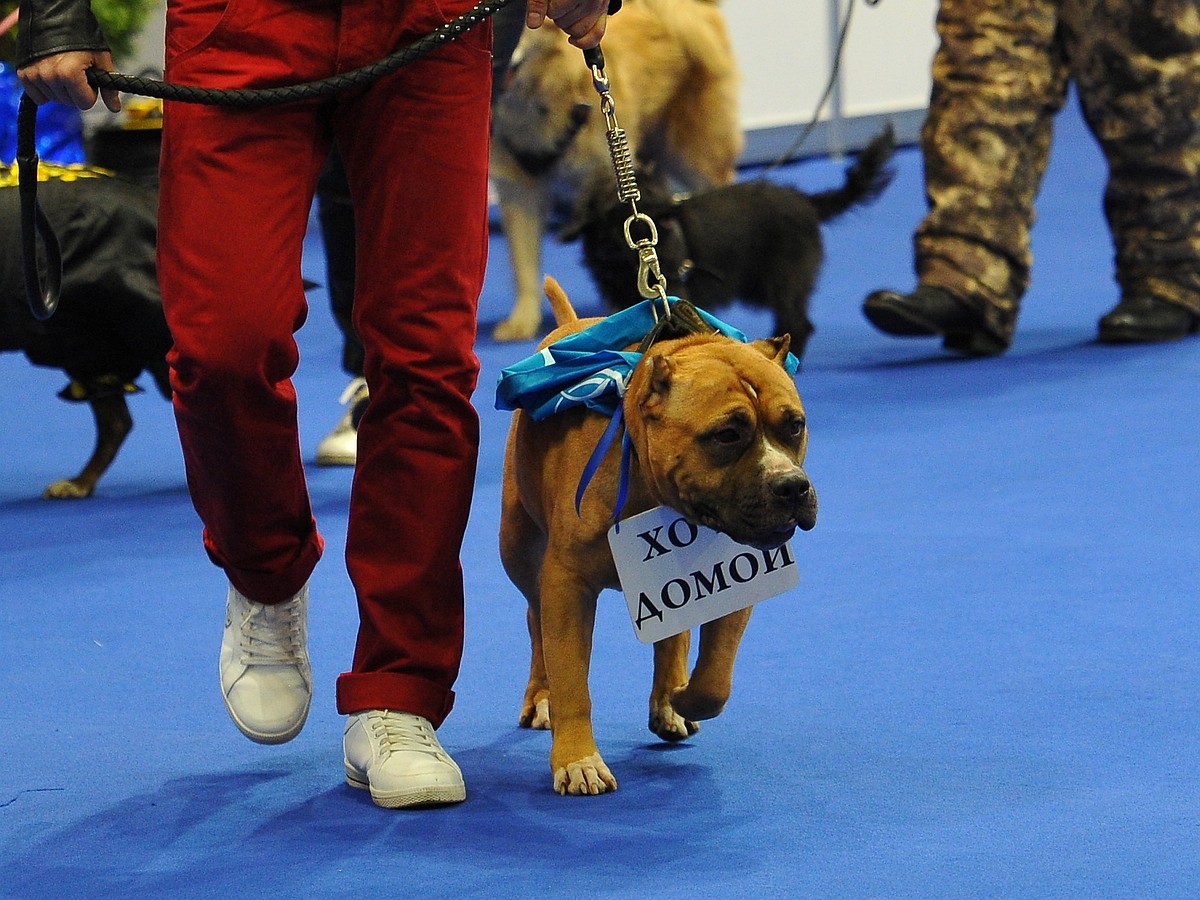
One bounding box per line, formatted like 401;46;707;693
2;91;1198;899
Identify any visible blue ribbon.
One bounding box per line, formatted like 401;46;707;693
573;403;634;530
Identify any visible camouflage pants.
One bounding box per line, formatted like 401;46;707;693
916;0;1200;337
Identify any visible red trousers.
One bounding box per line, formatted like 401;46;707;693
158;0;492;726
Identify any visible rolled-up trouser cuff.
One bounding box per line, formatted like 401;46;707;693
210;525;324;607
336;671;455;729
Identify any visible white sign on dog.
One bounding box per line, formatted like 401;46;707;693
608;506;799;644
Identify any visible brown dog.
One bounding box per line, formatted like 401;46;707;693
499;278;818;794
489;0;742;342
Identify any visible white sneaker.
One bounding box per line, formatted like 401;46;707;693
220;583;313;745
344;710;466;808
316;377;368;467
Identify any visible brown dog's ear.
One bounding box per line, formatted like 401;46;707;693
639;351;675;410
750;335;792;366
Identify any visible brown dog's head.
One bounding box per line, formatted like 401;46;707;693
623;333;818;550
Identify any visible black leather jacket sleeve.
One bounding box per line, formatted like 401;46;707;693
16;0;109;69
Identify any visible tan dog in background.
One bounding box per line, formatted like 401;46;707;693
489;0;742;342
499;278;818;795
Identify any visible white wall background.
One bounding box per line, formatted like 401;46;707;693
726;0;938;162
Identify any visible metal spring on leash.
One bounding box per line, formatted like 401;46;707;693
604;120;639;204
583;46;670;316
585;49;639;205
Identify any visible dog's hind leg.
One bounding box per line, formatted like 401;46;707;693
520;604;552;730
649;631;699;741
499;476;552;729
773;277;820;361
670;606;753;722
43;391;133;500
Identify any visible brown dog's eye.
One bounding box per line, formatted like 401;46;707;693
704;412;752;457
787;415;806;440
712;427;742;445
703;419;751;465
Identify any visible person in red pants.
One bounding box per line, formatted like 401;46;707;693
18;0;612;809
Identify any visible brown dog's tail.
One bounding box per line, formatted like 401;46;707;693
810;124;896;222
543;275;579;328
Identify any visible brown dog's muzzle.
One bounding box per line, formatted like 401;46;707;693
699;469;817;552
776;469;818;533
747;469;817;550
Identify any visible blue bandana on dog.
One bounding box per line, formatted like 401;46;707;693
495;298;797;420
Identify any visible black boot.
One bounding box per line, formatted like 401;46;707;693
1097;296;1199;344
863;285;1010;357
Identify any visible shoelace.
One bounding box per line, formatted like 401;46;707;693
335;379;369;433
237;600;305;666
368;712;447;762
338;377;368;407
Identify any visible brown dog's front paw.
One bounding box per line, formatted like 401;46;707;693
553;754;617;796
519;696;551;730
43;478;93;500
649;702;699;743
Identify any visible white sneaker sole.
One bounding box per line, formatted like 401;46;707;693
345;766;466;808
315;450;356;467
225;701;310;745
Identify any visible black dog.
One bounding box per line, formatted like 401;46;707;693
0;162;171;499
559;126;896;359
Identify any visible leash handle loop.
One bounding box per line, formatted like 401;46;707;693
17;94;62;321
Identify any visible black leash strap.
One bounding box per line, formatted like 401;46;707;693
17;93;63;320
17;0;521;320
87;0;518;108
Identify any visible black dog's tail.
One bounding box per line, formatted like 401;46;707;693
810;124;896;222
